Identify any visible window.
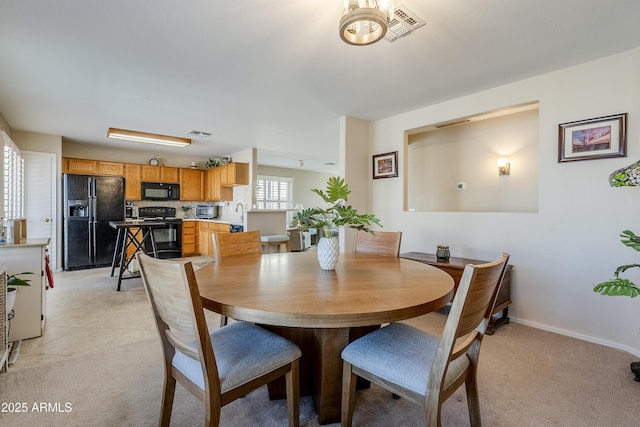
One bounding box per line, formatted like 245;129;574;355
2;133;24;219
256;175;293;222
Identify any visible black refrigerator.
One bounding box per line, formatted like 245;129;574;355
63;174;125;270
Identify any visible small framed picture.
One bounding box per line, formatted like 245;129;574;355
372;151;398;179
558;113;627;162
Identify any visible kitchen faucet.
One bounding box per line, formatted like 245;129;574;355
235;203;244;222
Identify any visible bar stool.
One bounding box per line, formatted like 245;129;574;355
261;234;290;253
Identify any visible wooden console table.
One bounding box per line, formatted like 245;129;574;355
400;252;512;334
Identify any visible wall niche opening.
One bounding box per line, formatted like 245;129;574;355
406;103;539;213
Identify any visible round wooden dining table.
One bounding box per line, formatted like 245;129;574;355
195;251;454;424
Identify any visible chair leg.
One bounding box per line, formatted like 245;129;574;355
219;315;228;328
465;374;482;427
341;361;357;427
159;374;177;427
286;359;300;427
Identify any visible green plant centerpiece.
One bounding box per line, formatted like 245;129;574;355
294;177;381;270
593;230;640;381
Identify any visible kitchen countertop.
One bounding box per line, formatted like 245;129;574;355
0;237;50;248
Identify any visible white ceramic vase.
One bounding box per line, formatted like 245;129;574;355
6;287;17;313
317;237;340;270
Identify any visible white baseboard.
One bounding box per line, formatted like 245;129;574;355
510;317;640;358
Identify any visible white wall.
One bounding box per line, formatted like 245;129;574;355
407;108;539;213
369;47;640;356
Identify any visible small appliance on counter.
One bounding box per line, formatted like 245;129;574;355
194;205;218;219
125;202;138;219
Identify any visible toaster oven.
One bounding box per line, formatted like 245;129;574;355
194;205;218;219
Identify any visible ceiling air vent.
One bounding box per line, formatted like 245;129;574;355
188;130;212;137
385;4;426;42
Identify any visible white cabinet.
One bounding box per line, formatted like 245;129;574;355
0;238;49;341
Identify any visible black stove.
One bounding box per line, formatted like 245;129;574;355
138;206;182;258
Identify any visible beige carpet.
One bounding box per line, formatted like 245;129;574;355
1;264;639;426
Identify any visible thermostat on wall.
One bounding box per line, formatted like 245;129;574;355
457;182;466;190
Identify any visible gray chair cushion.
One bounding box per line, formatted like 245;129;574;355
173;321;301;393
342;322;469;397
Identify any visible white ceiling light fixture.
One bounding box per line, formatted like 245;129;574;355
339;0;395;46
107;128;191;148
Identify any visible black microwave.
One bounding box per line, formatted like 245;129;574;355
141;182;180;201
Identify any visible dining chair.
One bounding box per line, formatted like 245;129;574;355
353;230;402;257
211;229;263;326
211;230;263;263
341;253;510;427
137;253;301;427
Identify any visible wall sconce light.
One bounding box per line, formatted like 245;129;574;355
497;157;510;175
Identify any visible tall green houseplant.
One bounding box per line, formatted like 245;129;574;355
593;230;640;297
593;230;640;381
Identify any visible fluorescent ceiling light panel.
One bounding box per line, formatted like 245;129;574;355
107;128;191;147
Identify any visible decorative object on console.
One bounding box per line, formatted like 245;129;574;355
558;113;627;162
294;177;381;270
372;151;398;179
609;159;640;186
436;245;450;261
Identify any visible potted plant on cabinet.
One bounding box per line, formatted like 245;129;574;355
294;177;381;270
6;272;32;314
593;229;640;381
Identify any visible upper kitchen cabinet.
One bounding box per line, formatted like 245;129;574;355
97;161;124;176
65;158;97;174
141;165;161;182
220;162;249;186
124;163;142;200
180;168;204;200
141;165;180;183
160;166;179;183
204;167;233;201
63;158;124;176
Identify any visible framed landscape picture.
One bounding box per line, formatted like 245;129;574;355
372;151;398;179
558;113;627;162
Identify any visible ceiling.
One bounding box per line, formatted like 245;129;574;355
1;1;639;173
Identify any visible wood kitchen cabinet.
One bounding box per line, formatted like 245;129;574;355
180;168;204;200
220;162;249;186
64;158;123;176
124;163;142;200
205;167;233;201
141;165;180;183
66;158;97;174
161;166;180;183
97;161;124;176
141;165;161;182
197;221;231;256
182;220;198;256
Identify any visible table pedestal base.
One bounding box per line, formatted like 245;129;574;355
265;325;378;425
